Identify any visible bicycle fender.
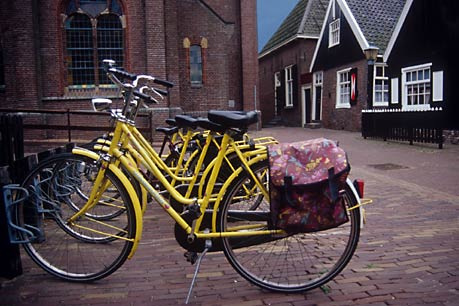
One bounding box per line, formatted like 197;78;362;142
346;178;364;229
72;147;143;258
72;146;100;160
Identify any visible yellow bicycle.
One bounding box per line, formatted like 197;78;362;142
12;63;365;296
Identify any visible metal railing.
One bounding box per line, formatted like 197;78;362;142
361;107;444;149
0;108;153;146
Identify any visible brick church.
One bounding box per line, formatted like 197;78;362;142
0;0;258;138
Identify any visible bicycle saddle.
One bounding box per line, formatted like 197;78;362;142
175;115;198;129
207;110;258;129
196;118;226;134
155;126;179;136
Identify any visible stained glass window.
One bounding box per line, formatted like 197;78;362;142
190;45;202;85
64;0;124;87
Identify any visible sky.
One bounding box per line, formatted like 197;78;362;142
257;0;299;52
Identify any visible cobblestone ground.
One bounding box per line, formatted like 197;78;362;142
1;127;458;306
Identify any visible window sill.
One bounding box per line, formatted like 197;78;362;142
335;103;351;109
67;84;117;90
63;85;120;99
373;102;389;107
284;105;294;109
402;104;432;111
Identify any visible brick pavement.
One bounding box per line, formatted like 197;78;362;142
1;127;458;306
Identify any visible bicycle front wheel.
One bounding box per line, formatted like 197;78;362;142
219;167;361;292
18;153;137;282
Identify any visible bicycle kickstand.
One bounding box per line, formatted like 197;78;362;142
185;238;212;304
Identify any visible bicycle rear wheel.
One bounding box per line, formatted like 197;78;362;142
219;165;360;292
18;153;137;282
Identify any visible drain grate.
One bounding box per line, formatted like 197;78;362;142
367;163;410;170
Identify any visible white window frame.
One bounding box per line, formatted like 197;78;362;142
285;66;294;107
329;19;340;47
274;72;281;88
401;63;432;111
314;71;323;87
274;71;281;116
336;68;351;109
373;64;389;107
313;71;323;120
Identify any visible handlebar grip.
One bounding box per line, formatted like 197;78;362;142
154;87;169;96
108;66;173;88
108;68;137;81
133;91;157;104
153;78;174;88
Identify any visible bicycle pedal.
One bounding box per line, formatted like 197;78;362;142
184;251;198;264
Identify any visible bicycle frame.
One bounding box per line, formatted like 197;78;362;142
91;116;276;200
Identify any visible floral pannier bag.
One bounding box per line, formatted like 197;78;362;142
268;138;350;233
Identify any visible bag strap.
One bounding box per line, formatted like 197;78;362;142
283;166;343;208
328;167;339;202
283;176;296;207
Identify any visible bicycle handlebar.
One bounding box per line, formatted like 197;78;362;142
108;67;137;81
133;90;157;104
152;77;174;88
108;68;174;88
151;87;169;96
103;59;175;111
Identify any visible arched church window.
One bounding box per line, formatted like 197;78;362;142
63;0;124;88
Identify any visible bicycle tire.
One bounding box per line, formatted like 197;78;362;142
219;163;360;292
17;153;137;282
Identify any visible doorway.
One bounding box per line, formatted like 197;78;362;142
312;72;323;121
301;85;311;127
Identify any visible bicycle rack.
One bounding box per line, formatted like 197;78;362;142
2;161;89;245
2;184;44;244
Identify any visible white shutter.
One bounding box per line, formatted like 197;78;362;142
432;71;443;102
391;78;399;104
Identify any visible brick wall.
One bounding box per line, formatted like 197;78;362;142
201;0;238;23
0;0;40;109
240;0;259;111
0;0;259;143
177;0;242;112
258;56;275;125
258;39;317;126
321;59;368;131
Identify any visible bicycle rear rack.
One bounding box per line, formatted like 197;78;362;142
2;184;44;244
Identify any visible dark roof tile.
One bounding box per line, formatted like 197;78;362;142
260;0;328;55
346;0;406;53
